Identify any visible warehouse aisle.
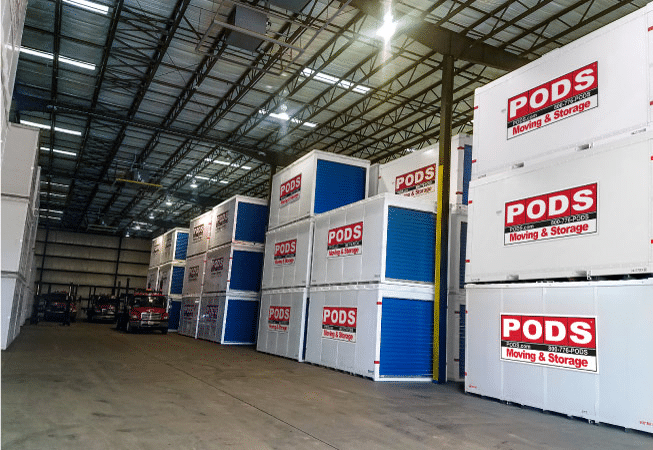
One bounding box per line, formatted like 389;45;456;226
2;323;650;450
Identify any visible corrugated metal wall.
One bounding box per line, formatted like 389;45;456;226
33;229;150;297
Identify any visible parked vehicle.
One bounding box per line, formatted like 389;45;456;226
116;291;168;334
42;293;77;322
86;295;117;322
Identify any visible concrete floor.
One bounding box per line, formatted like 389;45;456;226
2;322;651;450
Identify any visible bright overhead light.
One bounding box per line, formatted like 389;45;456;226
134;223;141;230
148;212;155;219
376;12;397;42
41;180;69;188
20;47;95;70
209;159;252;170
40;192;66;197
39;214;62;220
59;56;96;71
190;179;198;188
301;68;370;95
63;0;109;15
125;231;130;237
165;197;173;206
21;120;82;136
44;209;64;214
219;180;229;184
40;146;77;157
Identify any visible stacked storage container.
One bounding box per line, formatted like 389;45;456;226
179;211;211;338
1;124;40;349
465;3;652;433
197;195;267;345
258;150;369;361
158;227;188;331
305;194;437;381
368;137;473;382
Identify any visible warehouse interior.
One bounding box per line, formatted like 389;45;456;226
2;0;653;448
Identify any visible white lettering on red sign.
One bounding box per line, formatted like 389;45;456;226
188;265;200;282
395;164;436;197
500;314;597;372
268;306;291;332
210;257;224;276
193;224;205;243
280;174;302;207
274;239;297;266
507;62;598;139
215;211;229;232
327;222;363;258
504;183;597;245
322;306;357;342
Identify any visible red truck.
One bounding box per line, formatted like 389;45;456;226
116;290;169;334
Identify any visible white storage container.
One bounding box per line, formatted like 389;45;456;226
178;297;200;338
261;218;314;290
146;267;159;291
311;194;436;286
472;3;653;178
158;262;185;297
305;283;435;381
1;275;25;349
1;196;31;275
149;234;163;268
257;287;309;361
446;292;466;382
160;228;189;264
268;150;369;230
203;244;264;294
187;210;212;257
465;280;653;433
197;292;259;344
181;253;205;296
374;134;472;205
209;195;268;248
1;123;39;198
466;132;653;283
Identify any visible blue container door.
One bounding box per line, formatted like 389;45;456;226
459;304;466;379
174;232;188;260
223;299;259;344
385;207;436;283
168;300;182;330
234;202;268;244
230;250;264;292
459;221;467;290
462;144;472;205
314;159;367;214
170;266;185;295
380;298;433;378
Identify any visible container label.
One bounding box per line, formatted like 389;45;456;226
507;62;598;139
210;257;224;277
500;314;597;372
214;211;229;233
268;306;290;332
152;242;160;255
192;224;205;243
504;183;597;245
274;239;297;266
182;303;196;318
205;304;220;320
280;174;302;207
322;307;357;342
395;164;436;197
188;265;200;282
327;222;363;258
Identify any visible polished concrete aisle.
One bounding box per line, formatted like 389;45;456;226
2;322;650;450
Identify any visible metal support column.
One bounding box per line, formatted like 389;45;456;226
433;54;454;383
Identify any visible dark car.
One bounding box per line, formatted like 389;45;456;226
42;293;77;322
86;295;117;322
116;291;168;334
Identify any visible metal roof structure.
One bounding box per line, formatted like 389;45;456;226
12;0;648;237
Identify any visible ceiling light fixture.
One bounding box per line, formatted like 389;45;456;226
21;119;82;136
40;146;77;157
301;68;370;95
165;197;173;206
149;212;155;220
376;12;397;42
134;224;140;230
20;47;96;70
219;180;229;184
41;181;69;188
190;179;198;188
63;0;109;15
40;192;66;197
